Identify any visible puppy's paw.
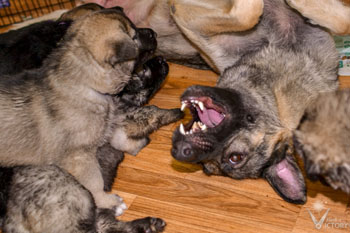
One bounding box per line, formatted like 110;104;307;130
202;161;222;176
159;108;184;125
130;217;166;233
94;192;126;214
114;201;128;216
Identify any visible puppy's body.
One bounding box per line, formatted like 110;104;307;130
294;89;350;193
0;165;166;233
171;0;339;204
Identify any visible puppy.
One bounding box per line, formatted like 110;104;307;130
0;8;181;213
294;89;350;193
171;0;339;204
0;165;166;233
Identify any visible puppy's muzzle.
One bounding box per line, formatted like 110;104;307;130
135;28;157;53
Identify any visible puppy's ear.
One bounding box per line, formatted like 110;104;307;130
263;143;306;204
108;40;139;66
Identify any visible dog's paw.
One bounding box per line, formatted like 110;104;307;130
202;161;222;176
114;201;128;216
130;217;166;233
94;192;126;214
160;108;184;125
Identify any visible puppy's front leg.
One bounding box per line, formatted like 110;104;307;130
59;149;127;216
111;106;183;155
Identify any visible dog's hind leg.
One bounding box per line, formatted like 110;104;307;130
96;143;125;192
286;0;350;35
59;149;127;216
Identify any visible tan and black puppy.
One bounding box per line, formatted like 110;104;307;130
0;165;166;233
171;0;339;204
0;8;181;214
294;89;350;194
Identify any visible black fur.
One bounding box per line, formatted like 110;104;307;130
0;20;72;75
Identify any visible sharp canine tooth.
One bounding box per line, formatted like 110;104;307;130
181;102;186;111
195;100;199;104
200;124;207;131
198;101;204;111
192;122;199;130
189;130;193;134
191;100;195;103
179;123;185;135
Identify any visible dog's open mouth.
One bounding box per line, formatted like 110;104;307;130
179;96;226;135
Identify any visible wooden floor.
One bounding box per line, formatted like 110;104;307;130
110;63;350;233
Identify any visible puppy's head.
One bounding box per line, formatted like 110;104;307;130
62;8;157;94
171;84;306;204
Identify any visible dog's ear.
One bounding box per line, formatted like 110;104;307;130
108;40;139;66
263;142;306;204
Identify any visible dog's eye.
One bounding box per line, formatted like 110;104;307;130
229;154;243;165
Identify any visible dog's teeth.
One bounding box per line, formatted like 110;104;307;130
191;100;195;103
181;102;187;111
198;101;204;111
179;123;185;135
194;100;199;104
189;130;193;134
192;121;199;130
200;124;207;131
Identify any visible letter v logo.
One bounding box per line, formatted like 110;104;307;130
307;208;330;230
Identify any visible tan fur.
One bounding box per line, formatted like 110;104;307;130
169;0;263;35
286;0;350;35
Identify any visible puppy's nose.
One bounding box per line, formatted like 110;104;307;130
136;28;157;52
171;141;196;162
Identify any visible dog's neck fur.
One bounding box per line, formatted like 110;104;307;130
219;45;339;132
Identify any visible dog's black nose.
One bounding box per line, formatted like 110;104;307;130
171;141;196;162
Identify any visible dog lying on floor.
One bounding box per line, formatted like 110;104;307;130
294;89;350;194
170;0;339;204
0;6;181;222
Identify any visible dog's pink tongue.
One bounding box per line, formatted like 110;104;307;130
197;108;224;127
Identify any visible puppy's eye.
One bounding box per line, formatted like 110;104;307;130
246;114;254;123
229;154;243;165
